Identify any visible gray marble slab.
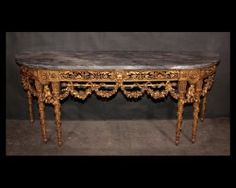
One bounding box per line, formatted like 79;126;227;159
16;51;220;70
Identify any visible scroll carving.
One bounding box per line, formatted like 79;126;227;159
125;71;179;80
60;71;115;80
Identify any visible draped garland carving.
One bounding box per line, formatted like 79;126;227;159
19;65;216;104
41;81;179;104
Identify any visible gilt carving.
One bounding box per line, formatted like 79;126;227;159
18;62;218;146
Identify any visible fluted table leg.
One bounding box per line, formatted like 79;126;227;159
192;80;203;143
35;80;48;143
52;82;63;147
176;80;187;145
200;95;207;122
27;90;34;126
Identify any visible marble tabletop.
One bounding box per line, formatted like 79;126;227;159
16;51;220;70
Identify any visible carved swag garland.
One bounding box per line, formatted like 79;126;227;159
20;65;216;104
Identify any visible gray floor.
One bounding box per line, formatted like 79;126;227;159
6;118;230;155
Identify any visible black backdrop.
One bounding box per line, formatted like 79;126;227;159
6;32;230;120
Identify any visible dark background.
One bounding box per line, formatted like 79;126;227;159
6;32;230;120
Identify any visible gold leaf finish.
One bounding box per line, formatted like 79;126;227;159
19;65;217;146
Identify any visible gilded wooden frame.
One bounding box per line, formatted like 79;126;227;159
19;65;216;146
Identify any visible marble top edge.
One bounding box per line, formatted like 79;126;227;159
16;50;220;57
15;51;220;70
16;62;218;70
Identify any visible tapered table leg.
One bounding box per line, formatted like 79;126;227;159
200;95;207;122
176;80;187;145
27;90;34;126
51;82;63;147
35;80;48;143
192;80;203;143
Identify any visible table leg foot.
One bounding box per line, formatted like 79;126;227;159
43;138;48;143
58;141;63;147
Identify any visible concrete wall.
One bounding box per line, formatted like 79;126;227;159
6;32;230;120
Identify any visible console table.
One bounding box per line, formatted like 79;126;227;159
16;51;219;146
